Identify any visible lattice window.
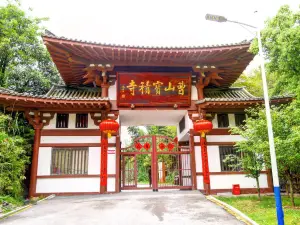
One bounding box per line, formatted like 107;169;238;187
179;116;185;133
51;148;89;175
56;113;69;128
219;146;241;171
235;113;246;127
217;114;229;128
76;114;88;128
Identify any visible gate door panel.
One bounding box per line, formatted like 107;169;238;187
156;136;192;189
121;136;153;190
120;135;192;190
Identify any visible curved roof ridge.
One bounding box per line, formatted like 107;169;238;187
43;30;252;50
204;87;245;92
241;87;258;98
0;86;106;101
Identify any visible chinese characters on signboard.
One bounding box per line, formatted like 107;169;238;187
117;72;191;107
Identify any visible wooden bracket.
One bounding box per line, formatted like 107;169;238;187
195;71;223;100
107;111;119;120
90;112;102;126
25;111;55;129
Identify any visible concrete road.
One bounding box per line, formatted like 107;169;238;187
0;191;244;225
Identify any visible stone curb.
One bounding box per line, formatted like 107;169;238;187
0;194;56;220
206;195;259;225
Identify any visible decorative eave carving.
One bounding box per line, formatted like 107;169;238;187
193;71;223;100
25;111;55;129
90;111;119;126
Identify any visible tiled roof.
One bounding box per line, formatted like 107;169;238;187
46;85;105;100
44;30;251;50
197;87;292;103
0;86;108;101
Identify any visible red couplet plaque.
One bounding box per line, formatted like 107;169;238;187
117;72;191;107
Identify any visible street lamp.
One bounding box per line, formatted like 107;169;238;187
205;13;284;225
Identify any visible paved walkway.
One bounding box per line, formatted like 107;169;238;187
1;191;244;225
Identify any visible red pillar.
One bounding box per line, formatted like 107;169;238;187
29;124;42;197
100;133;108;193
189;131;197;190
200;135;210;194
152;136;158;191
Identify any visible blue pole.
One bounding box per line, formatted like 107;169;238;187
274;186;284;225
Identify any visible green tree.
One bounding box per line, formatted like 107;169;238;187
0;2;61;95
146;126;177;138
0;113;32;198
225;133;265;200
232;70;277;97
250;5;300;95
127;126;145;141
232;103;300;207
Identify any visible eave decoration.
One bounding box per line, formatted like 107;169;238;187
195;71;223;100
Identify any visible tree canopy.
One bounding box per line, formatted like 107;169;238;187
0;2;61;95
250;5;300;95
232;69;277;97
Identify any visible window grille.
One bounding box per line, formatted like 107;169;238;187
219;146;241;171
76;114;88;128
217;114;229;128
56;114;69;128
179;116;185;133
235;113;246;127
51;148;88;175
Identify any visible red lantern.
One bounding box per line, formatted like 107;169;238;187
99;119;119;138
193;119;213;137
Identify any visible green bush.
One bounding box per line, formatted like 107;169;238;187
0;113;31;198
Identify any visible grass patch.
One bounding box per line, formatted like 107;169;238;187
0;196;24;213
216;195;300;225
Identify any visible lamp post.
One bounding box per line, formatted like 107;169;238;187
205;14;284;225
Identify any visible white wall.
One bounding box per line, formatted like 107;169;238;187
210;174;268;189
195;145;202;172
107;177;116;192
109;84;117;100
191;86;198;100
177;112;193;142
36;178;100;193
40;136;100;144
197;176;204;189
207;146;220;172
37;146;101;176
88;147;100;175
37;147;52;176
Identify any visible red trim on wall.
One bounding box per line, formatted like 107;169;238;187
34;192;100;196
36;174;116;179
196;171;268;175
39;143;116;147
209;188;273;195
41;129;101;136
192;128;238;136
195;142;236;146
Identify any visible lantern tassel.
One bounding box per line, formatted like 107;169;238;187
107;132;112;139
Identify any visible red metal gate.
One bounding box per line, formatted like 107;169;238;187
120;135;192;190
